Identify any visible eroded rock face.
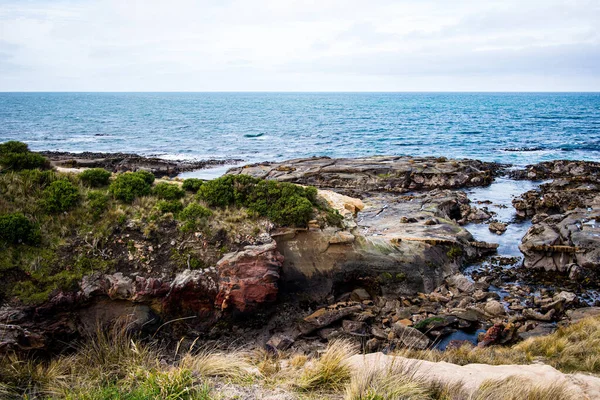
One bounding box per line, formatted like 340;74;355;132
510;160;600;182
274;189;493;301
216;242;284;313
520;208;600;272
1;242;284;353
228;156;499;196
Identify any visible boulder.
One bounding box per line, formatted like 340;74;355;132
391;322;431;350
215;242;284;313
298;303;363;335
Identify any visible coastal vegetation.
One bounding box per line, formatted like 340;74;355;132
0;142;329;306
2;316;597;399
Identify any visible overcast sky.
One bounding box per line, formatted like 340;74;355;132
0;0;599;91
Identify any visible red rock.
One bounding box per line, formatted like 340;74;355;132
216;242;284;313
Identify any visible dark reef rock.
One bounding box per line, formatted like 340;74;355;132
41;151;242;177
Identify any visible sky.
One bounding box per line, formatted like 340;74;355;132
0;0;599;91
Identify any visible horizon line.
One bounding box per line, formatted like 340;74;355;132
1;90;600;94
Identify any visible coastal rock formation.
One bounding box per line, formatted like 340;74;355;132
215;242;283;313
41;151;241;178
510;159;600;182
520;208;600;272
228;156;500;196
273;189;494;302
0;244;283;352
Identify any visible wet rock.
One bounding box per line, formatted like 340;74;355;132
299;303;363;335
523;308;555;322
518;323;556;341
483;300;506;317
488;222;508;235
520;208;600;272
450;308;485;322
446;274;475;294
391;322;431;350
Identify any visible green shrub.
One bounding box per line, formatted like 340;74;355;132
182;178;204;192
180;203;212;232
197;175;238;207
156;199;184;214
0;212;40;244
19;169;57;187
80;168;112;187
0;140;29;154
133;170;155;185
153;182;185;200
109;172;152;203
0;152;50;171
87;191;110;220
42;179;80;213
196;175;318;226
0;141;50;171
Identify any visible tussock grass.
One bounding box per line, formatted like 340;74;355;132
179;348;256;381
473;376;578;400
345;361;431;400
395;316;600;374
296;339;358;392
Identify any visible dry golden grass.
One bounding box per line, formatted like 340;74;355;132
395;316;600;374
179;348;256;381
296;339;358;392
344;360;431;400
2;317;600;399
472;376;578;400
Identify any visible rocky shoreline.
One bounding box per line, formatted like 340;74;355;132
1;154;599;359
40;150;243;177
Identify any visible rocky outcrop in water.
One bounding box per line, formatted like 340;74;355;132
41;151;241;178
513;160;600;274
228;156;500;196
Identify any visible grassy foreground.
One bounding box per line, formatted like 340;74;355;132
2;316;599;399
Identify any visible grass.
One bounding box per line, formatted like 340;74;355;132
395;315;600;374
472;376;577;400
2;318;600;399
296;340;358;392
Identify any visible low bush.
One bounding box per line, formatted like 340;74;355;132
109;172;152;203
42;179;80;213
0;152;50;171
87;191;110;220
156;199;184;214
0;140;29;154
179;203;212;232
153;182;185;200
19;169;57;188
134;170;155;185
0;212;40;245
80;168;111;187
0;141;50;171
182;178;204;192
197;175;318;226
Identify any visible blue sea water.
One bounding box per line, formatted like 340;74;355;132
0;92;599;166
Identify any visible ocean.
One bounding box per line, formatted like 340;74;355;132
1;92;599;166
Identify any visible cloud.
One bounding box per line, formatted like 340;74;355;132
0;0;598;91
